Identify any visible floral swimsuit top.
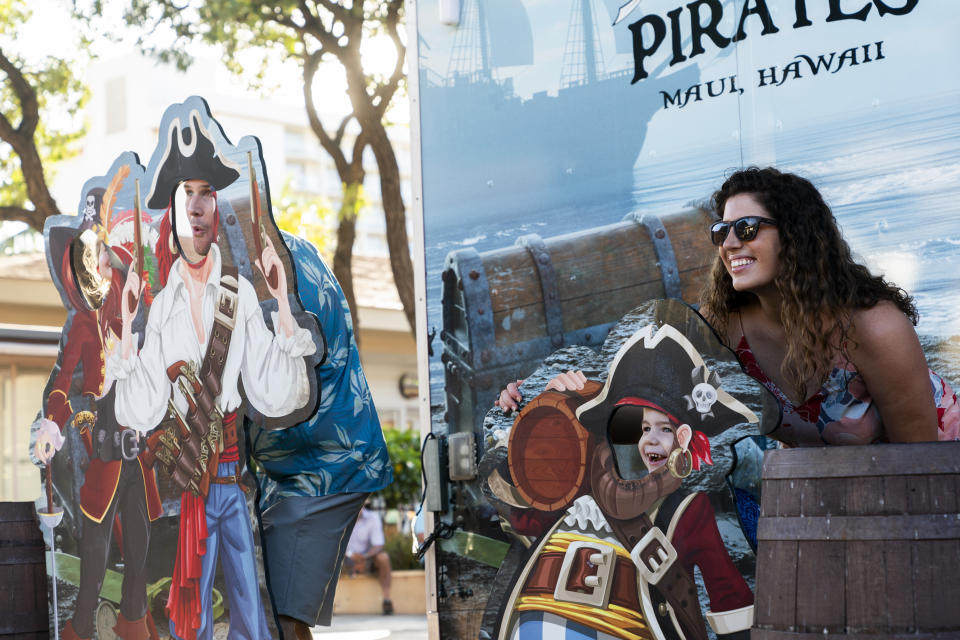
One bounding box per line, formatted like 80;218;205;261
735;335;960;447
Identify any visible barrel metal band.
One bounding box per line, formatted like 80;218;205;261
517;234;564;348
624;212;682;299
448;248;496;367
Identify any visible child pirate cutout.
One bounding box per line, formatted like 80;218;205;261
32;96;325;640
487;300;774;640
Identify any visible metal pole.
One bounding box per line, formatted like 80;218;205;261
39;462;64;640
50;540;60;640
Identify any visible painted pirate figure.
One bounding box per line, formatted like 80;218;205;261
108;111;317;640
496;319;759;640
35;175;163;640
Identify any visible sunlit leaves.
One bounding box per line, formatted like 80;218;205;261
0;0;89;227
86;0;416;333
273;178;334;253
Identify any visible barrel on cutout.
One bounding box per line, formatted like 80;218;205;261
508;384;602;512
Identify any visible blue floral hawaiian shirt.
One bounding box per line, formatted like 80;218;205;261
249;232;392;511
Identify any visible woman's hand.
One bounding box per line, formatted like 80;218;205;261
545;370;588;393
546;370;587;391
495;370;591;414
495;379;525;414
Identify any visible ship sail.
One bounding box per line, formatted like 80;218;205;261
421;0;704;220
487;0;534;68
449;0;533;80
600;0;636;53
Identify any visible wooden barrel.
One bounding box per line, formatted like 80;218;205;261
508;385;601;511
753;442;960;639
0;502;49;639
441;208;714;434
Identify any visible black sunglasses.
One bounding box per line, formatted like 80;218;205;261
709;216;778;246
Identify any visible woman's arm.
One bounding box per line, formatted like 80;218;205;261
494;370;589;414
849;301;938;442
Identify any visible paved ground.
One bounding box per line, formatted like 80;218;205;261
311;614;429;640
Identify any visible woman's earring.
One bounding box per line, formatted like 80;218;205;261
667;448;693;479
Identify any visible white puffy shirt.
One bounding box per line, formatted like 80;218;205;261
109;244;316;433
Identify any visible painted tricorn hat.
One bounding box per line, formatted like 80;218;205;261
144;110;240;210
576;322;758;443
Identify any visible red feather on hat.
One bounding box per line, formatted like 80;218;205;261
689;430;713;471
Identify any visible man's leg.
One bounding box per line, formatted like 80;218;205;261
261;492;368;637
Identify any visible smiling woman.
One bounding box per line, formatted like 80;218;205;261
700;167;959;446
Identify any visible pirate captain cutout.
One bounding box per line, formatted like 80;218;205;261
481;299;780;640
31;96;325;640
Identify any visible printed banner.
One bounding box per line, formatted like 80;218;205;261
413;1;960;637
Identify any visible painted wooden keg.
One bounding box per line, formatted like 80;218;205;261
508;382;603;511
753;442;960;638
0;502;48;639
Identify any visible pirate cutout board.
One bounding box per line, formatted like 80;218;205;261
30;96;326;640
479;299;781;640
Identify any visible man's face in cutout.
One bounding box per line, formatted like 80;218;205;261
183;179;217;256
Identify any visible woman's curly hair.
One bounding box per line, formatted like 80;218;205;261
700;167;917;400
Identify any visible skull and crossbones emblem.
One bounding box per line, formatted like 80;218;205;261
83;195;97;222
684;365;721;419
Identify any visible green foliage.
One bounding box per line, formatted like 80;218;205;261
273;179;334;254
383;529;420;571
0;0;89;223
338;181;367;222
91;0;418;334
376;426;421;510
107;1;403;95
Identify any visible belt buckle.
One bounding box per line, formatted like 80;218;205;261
630;526;677;586
214;286;239;330
112;428;141;461
554;541;616;608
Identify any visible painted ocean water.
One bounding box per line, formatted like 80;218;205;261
423;93;960;408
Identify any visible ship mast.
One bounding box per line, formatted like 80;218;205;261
448;0;493;83
560;0;606;88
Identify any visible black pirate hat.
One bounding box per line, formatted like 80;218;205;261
576;322;758;443
145;110;240;209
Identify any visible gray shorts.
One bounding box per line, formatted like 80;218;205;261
261;492;368;626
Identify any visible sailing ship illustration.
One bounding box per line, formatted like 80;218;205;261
418;0;702;223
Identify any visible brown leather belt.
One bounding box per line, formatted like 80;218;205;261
521;548;641;611
606;512;707;640
209;474;238;485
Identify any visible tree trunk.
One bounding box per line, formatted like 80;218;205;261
333;180;363;347
366;120;416;335
0;46;61;230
